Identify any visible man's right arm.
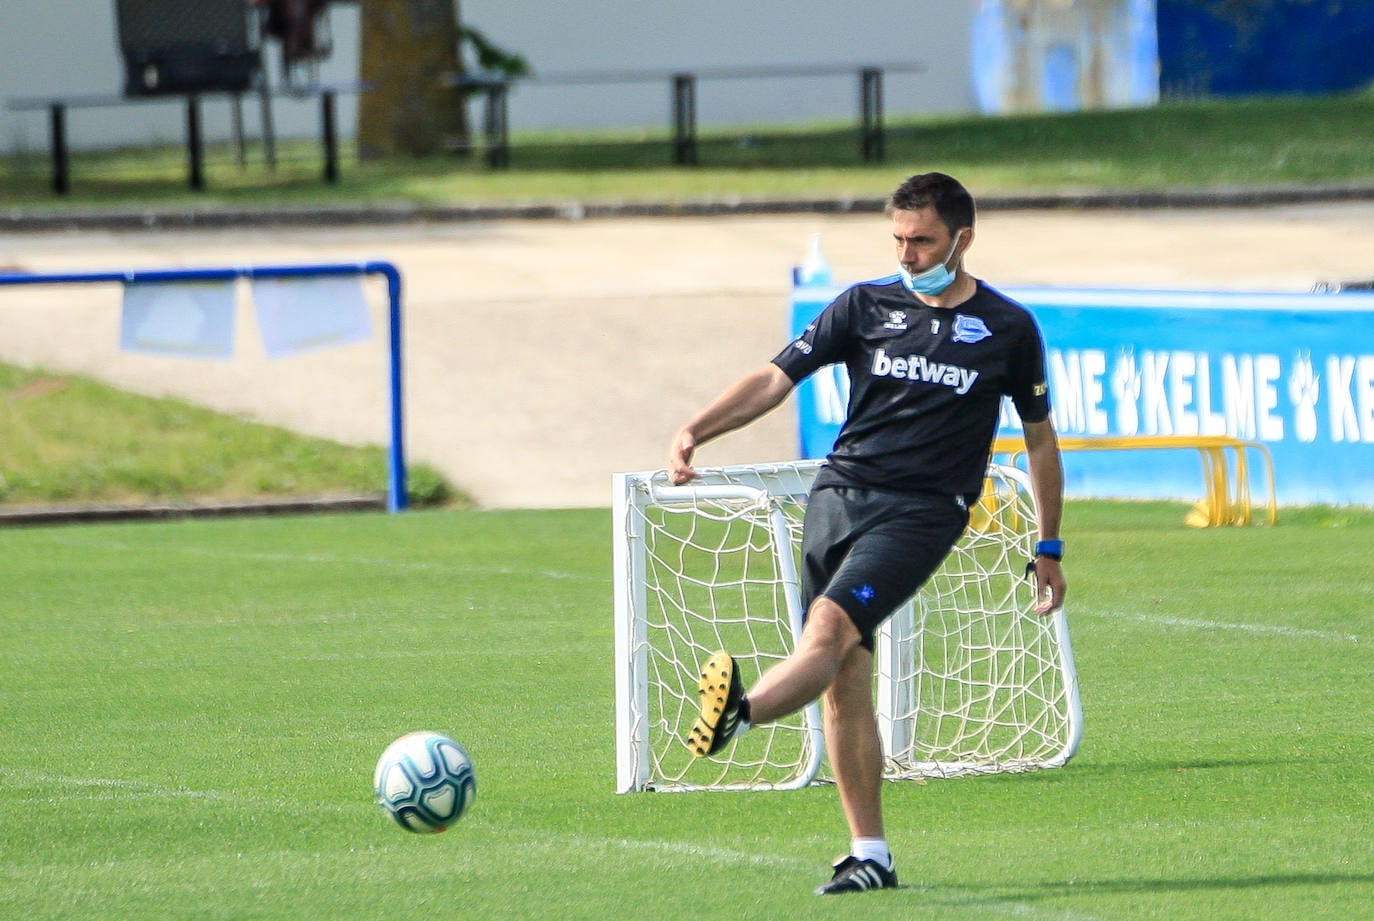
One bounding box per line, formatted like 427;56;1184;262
668;363;795;485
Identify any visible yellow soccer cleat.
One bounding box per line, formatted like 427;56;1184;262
685;651;744;758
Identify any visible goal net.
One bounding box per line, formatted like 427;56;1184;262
612;460;1081;793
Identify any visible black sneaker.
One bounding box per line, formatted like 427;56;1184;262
685;652;744;757
814;856;898;895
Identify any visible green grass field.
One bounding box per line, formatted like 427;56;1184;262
1;501;1370;921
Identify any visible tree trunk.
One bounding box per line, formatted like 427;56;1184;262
356;0;468;159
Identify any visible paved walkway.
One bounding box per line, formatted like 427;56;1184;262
3;201;1372;507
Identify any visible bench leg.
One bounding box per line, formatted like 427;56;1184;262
321;90;339;183
484;84;510;169
231;94;246;170
186;95;205;191
860;67;884;162
259;82;278;171
49;103;70;195
671;73;697;166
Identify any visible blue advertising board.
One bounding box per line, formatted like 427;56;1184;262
1157;0;1374;97
790;284;1374;506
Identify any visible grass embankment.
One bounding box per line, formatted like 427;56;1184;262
0;362;455;509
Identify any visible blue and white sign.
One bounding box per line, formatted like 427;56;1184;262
790;284;1374;506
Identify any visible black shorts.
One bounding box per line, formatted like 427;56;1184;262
800;485;970;651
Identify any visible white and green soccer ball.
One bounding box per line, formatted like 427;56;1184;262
373;731;477;833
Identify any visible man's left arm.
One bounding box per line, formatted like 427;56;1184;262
1022;418;1066;615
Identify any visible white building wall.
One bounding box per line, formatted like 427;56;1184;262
0;0;973;156
465;0;972;131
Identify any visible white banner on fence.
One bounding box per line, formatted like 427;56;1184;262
119;279;237;358
251;275;373;359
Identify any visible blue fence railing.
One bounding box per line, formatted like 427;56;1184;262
0;261;408;512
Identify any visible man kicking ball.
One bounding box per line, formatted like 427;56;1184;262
669;172;1067;895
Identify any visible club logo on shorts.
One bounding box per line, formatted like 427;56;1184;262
951;314;992;344
851;584;877;607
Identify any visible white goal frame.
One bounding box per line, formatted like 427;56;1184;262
612;460;1082;793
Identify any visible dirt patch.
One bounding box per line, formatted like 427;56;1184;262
8;376;69;399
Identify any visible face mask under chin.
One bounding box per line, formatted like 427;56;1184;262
899;234;962;296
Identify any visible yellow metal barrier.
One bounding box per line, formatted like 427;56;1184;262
991;435;1277;527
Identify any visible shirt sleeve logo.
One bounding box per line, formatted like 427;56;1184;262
951;314;992;344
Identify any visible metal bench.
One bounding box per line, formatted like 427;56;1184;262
6;83;364;194
447;62;925;168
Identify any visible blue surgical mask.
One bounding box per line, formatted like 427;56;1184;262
899;233;963;295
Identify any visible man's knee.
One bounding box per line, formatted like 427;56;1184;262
803;597;862;652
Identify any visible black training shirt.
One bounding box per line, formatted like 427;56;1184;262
773;276;1051;503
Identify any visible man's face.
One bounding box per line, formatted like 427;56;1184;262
891;206;966;274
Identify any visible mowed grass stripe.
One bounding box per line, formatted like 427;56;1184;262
1080;608;1362;644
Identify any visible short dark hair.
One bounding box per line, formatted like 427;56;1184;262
886;172;975;233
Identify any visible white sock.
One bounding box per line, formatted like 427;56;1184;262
851;837;892;870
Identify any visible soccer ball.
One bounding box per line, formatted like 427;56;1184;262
373;731;477;833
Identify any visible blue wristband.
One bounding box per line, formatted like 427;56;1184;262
1035;539;1064;560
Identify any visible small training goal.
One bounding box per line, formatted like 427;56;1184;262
612;460;1081;793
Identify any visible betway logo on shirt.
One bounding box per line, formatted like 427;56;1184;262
872;347;979;394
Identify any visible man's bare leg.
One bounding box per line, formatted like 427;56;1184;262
824;642;884;840
745;598;860;723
